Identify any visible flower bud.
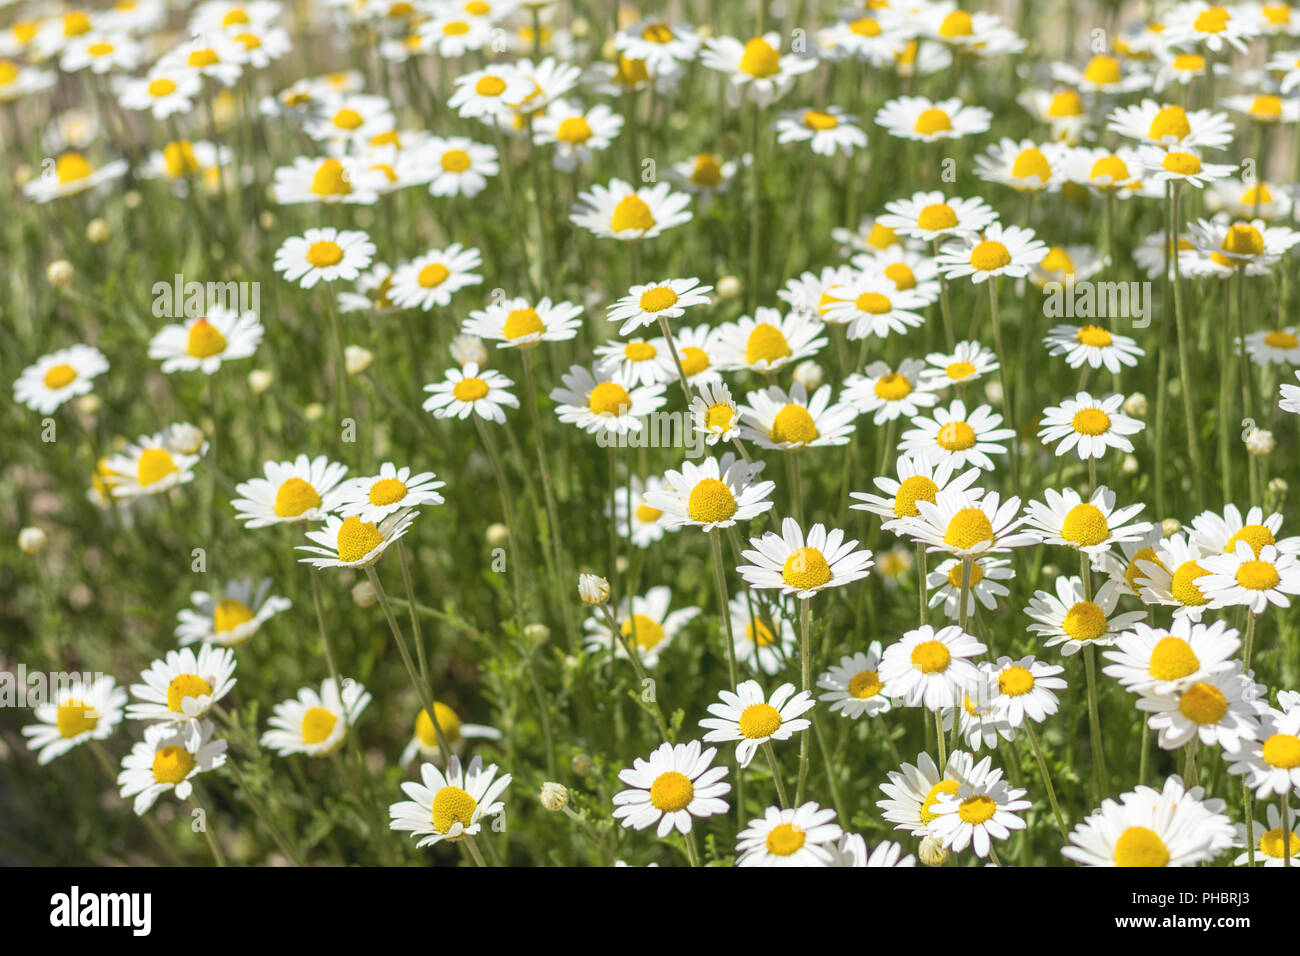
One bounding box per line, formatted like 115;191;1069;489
47;260;74;288
86;218;110;244
351;580;377;607
248;369;273;394
18;527;47;555
792;360;823;392
1161;518;1181;537
578;573;610;606
486;523;509;546
345;345;372;376
918;836;947;866
1245;428;1274;457
524;623;551;644
570;753;593;776
539;782;568;811
716;276;742;300
1122;392;1147;418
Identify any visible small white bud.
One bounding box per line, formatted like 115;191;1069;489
716;275;742;300
1122;392;1147;418
792;360;823;392
524;623;551;644
304;402;325;421
451;334;488;368
344;345;372;376
47;260;74;288
248;369;273;394
1245;428;1274;456
918;836;947;866
1121;454;1138;475
486;523;509;546
18;527;48;555
351;580;377;607
1161;518;1181;537
86;218;110;244
539;782;568;811
570;753;593;776
578;573;610;606
74;394;101;415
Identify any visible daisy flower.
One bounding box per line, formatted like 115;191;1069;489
1062;775;1236;866
818;644;892;719
1107;99;1234;149
1207;177;1293;219
928;556;1014;619
420;136;499;198
935;222;1049;284
987;656;1067;727
260;678;372;757
612;740;731;837
700;32;818;106
713;307;828;373
606;277;712;336
335;464;445;524
231;455;348;527
1103;618;1241;695
22;151;128;203
549;364;667;436
1188;503;1299;557
1197;542;1300;613
645;454;775;532
611;474;672;549
897;487;1035;560
1138;145;1239;189
843;359;939;424
691;380;742;445
880;625;986;710
736;802;843;866
13;345;108;414
117;720;227;815
946;683;1017;752
448;63;530;119
974;138;1067;193
418;12;494;57
877;190;998;243
389;756;511;847
174;578;292;648
305;93;394;143
730;593;798;675
820;272;929;339
1135;532;1220;618
101;432;202;499
1282;369;1300;414
921;340;1000;390
1016;86;1088;144
1243;328;1300;365
826;834;916;867
1044;323;1145;372
23;676;126;765
738;382;859;450
898;399;1016;471
774;106;868;156
400;702;503;766
614;20;702;70
1137;665;1264;752
147;307;262;375
821;13;909;66
878;750;978;837
270;156;386;205
158;34;246;86
388;244;483;311
582;585;700;668
1063;146;1144;193
423;363;519;423
737;517;875;600
298;510;416;570
571;179;693;241
463;295;583;349
850;453;982;530
666;151;741;199
929;753;1030;858
1162;1;1261;53
1026;576;1147;657
532;99;623;171
1029;244;1108;288
875;95;992;143
1229;705;1300;798
1188;215;1300;264
274;228;375;288
1023;486;1153;555
1233;803;1300;866
701;679;814;768
1051;53;1150;95
1038;392;1144;461
594;336;676;387
0;60;56;103
127;645;237;722
852;246;942;303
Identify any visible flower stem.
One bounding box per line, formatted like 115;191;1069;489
795;597;812;805
762;740;790;809
709;528;740;690
1024;721;1069;841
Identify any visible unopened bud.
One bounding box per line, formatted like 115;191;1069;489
570;753;593;776
345;345;372;375
304;402;325;421
47;260;74;288
539;781;568;811
486;522;509;546
578;573;609;606
248;369;273;394
524;623;551;644
451;334;488;368
1161;518;1181;537
1245;428;1274;456
18;527;48;555
1123;392;1147;418
792;360;823;392
75;394;101;415
918;836;947;866
351;580;377;607
716;275;742;300
86;218;110;243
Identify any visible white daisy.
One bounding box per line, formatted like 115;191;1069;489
174;578;291;648
879;624;986;710
127;645;237;722
929;753;1031;858
730;593;798;676
739;382;859;451
817;644;892;719
389;755;511;847
463;295;583;350
273;228;375;288
23;676;127;765
1198;542;1300;614
700;680;815;768
1023;486;1153;555
712;307;828;373
334;463;445;524
606;277;713;336
571;179;693;241
231;455;348;527
1137;664;1265;752
549;364;667;436
644;454;775;532
898;399;1016;471
117;719;227;815
260;678;372;757
423;363;520;423
736;802;843;866
13;345;109;414
737;517;875;600
298;510;416;570
582;585;700;668
875;95;992;142
147;307;263;375
1103;618;1241;695
1038;392;1144;460
1025;576;1146;657
1044;323;1145;372
927;556;1014;619
612;740;731;837
389;244;483;311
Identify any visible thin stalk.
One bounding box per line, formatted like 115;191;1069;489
761;740;790;809
795;598;813;805
1024;721;1069;841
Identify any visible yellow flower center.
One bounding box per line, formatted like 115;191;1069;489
1222;223;1265;256
441;149;471;172
873;373;913;401
958;794;998;825
687;478;737;524
855;291;894;314
620;614;667;650
1226;524;1276;555
1264;331;1298;350
969;240;1012;272
911;639;952;674
152;745;195;785
368;478;408;506
738;702;783;738
163;140;201;178
771;404;819;445
1148;636;1199;680
1083;55;1122;85
765;822;807;855
417;263;450;288
920;780;959;823
781;546;832;590
213;598;254;633
705;403;735;431
415;702;463;746
503;307;544;339
1148;105;1191;141
137;448;178;487
1047;90;1084;117
1041;246;1076;274
1170;561;1210;606
307;241;345;268
556;116;593;143
1060;503;1110;547
1072;407;1111;436
745;323;792;365
301;706;338;745
1179;681;1228;724
917;203;958;231
1161;151;1201;176
1012;147;1052;182
745;619;777;646
1251;95;1283;120
223;8;250;26
893;474;939;518
1242;184;1273;205
1090;155;1130;186
56;153;92;184
43;364;78;389
332;108;364;130
635;502;663;524
914;107;953;135
56;700;98;738
682;347;710;377
187;48;219;68
1173;53;1205;72
166;673;213;713
739;37;781;78
803;109;839;131
944;509;994;551
0;60;20;86
453;377;490;402
851;16;882;36
849;670;882;698
1260;827;1300;858
998;666;1036;697
643;23;675;43
274;477;322;517
186;318;227;358
1075;325;1113;347
1193;6;1230;33
936;420;977;451
431;785;478;834
610;195;655;233
1262;733;1300;768
884;262;916;289
649;770;694;811
1236;559;1280;591
624;341;656;362
336;515;384;563
442;20;470;36
475;75;506;96
1126;549;1164;591
616;56;649;86
310;158;352;197
1062;600;1108;642
939;11;973;37
691;154;723;187
946;562;986;587
946;360;977;380
588;382;632;417
1114;827;1170;866
868;223;897;248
